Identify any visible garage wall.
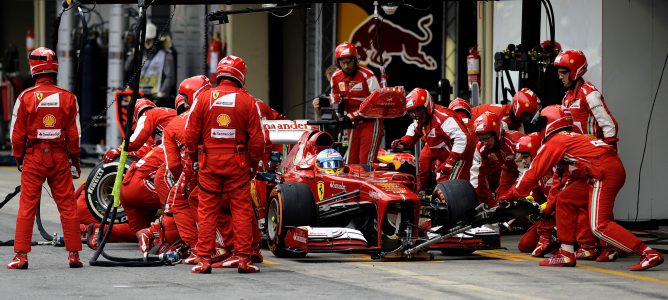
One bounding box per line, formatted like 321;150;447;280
603;0;668;221
493;0;602;103
493;0;668;220
226;5;269;102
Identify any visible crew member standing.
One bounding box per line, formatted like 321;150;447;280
185;55;265;274
555;50;620;260
330;42;382;165
9;47;83;269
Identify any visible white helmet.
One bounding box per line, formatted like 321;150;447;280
145;22;157;40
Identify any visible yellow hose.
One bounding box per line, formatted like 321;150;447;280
111;141;128;208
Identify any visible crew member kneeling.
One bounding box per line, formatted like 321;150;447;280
500;106;663;271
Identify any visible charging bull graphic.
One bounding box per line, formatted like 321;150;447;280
350;15;437;71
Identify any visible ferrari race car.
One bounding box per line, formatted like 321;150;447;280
253;122;511;259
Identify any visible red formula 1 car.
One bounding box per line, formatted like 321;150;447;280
251;123;504;259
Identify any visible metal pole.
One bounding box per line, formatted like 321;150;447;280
56;6;74;90
106;4;125;147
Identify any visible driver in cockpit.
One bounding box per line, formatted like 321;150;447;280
316;148;345;175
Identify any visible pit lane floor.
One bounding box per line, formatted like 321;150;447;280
0;167;666;300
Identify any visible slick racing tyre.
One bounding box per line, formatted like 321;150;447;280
431;180;478;229
84;156;138;224
266;183;317;258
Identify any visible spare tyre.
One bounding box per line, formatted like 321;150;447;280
266;182;317;258
84;156;138;224
430;180;478;229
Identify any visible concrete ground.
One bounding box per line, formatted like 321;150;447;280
0;166;666;300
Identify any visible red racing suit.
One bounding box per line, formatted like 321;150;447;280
470;130;524;207
398;105;475;191
504;132;644;254
562;82;618;148
255;98;283;154
330;66;382;165
76;185;136;243
163;113;188;181
255;98;285;121
120;146;164;233
161;113;199;247
10;78;82;253
185;82;265;259
471;104;520;132
128;107;176;151
517;171;557;252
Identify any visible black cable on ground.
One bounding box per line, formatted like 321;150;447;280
0;185;20;210
635;50;668;222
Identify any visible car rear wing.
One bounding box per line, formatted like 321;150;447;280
262;119;319;145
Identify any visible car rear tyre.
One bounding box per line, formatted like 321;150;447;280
84;156;138;224
266;183;317;258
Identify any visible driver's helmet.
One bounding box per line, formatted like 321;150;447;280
316;148;344;175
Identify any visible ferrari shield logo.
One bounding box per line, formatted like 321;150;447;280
338;82;346;92
317;181;325;201
212;91;220;100
36;92;43;101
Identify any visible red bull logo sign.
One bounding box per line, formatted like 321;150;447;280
350;15;437;71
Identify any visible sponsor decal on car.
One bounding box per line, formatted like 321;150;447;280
329;182;346;191
369;191;382;199
263;121;312;130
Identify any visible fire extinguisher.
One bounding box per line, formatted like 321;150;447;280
467;46;481;106
207;32;223;82
26;29;35;52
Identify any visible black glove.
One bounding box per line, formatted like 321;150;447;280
15;156;24;172
340;114;355;129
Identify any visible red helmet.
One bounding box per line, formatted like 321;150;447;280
540;40;562;53
178;75;210;108
516;133;542;158
473;111;502;140
448;98;472;118
512;88;541;120
174;94;186;111
28;47;58;77
216;55;247;86
335;42;358;61
405;88;433;115
134;98;156;121
540;105;573;140
554;50;587;81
